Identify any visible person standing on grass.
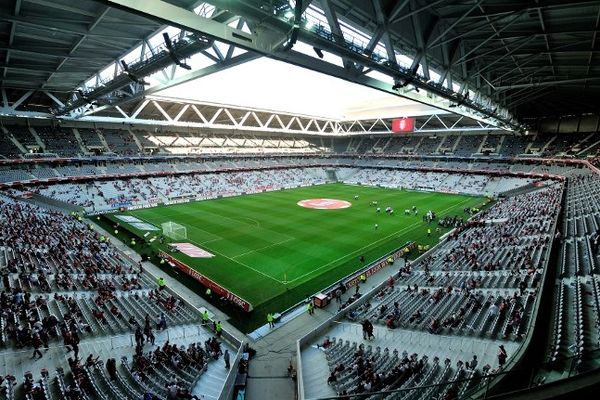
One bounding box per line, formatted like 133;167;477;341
267;313;274;328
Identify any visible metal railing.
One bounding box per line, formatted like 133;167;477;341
297;184;565;400
301;346;600;400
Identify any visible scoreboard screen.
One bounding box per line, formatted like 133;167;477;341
391;117;415;133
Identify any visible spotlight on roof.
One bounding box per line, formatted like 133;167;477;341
163;33;191;70
392;81;402;90
313;47;324;58
120;60;150;85
284;10;294;19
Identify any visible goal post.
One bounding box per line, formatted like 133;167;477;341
161;221;187;240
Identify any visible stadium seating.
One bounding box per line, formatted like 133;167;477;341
32;167;328;212
34;127;82;157
543;174;600;375
5;125;39;148
1;124;600;399
24;164;545;213
101;129;140;155
77;128;107;151
452;135;485;156
0;128;22;159
0;195;237;399
300;185;562;399
3;125;600;159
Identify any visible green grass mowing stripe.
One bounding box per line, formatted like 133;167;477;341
236;191;469;284
185;189;457;273
131;212;288;287
135;205;289;257
120;184;486;310
231;237;295;259
286;195;475;284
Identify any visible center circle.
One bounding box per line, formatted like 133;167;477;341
297;198;352;210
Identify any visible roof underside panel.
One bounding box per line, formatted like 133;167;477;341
321;0;600;117
1;0;599;120
0;0;195;107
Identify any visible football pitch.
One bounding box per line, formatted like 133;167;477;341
108;183;485;330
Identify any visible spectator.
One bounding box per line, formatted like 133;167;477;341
497;345;508;367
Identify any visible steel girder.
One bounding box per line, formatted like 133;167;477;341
98;0;522;131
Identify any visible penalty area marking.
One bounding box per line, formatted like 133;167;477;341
298;198;352;210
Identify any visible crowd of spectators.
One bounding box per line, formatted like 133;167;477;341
315;185;563;399
0;194;233;399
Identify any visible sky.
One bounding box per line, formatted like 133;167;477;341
156;52;443;120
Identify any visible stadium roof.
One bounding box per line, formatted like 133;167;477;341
156;56;443;120
0;0;194;110
0;0;598;128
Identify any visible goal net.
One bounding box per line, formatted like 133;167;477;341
161;221;187;240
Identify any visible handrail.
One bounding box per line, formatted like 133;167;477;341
217;341;246;400
301;345;600;400
463;182;564;399
296;186;564;399
296;230;456;398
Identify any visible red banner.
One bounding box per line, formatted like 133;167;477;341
158;251;253;312
334;241;416;292
392;117;415;133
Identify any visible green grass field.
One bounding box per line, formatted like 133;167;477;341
107;183;485;331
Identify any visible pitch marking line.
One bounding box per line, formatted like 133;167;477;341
134;213;225;244
287;197;476;284
131;196;477;287
187;207;295;242
162;232;287;285
133;214;287;285
231;237;295;259
190;239;286;284
233;217;261;227
132;213;289;285
198;236;224;245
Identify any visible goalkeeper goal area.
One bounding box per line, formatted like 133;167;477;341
162;221;187;240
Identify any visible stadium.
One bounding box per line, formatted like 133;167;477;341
0;0;599;399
